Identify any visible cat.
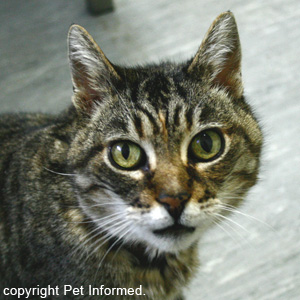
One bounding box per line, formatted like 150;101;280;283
0;11;262;300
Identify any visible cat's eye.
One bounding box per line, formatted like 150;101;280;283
189;129;224;162
110;141;143;170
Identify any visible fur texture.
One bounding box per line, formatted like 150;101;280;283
0;12;262;299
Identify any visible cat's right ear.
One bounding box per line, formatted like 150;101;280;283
68;25;121;114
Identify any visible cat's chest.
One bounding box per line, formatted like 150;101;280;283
100;246;199;299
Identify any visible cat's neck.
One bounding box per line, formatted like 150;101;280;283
110;237;199;272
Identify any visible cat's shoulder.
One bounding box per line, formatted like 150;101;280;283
0;112;57;155
0;112;55;136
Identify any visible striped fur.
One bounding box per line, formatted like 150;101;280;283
0;12;262;300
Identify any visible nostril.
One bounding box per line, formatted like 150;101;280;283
177;192;191;202
160;201;171;211
157;191;191;220
158;195;181;209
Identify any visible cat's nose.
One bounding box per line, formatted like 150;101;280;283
157;192;191;220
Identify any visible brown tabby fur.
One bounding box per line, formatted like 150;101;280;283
0;12;262;299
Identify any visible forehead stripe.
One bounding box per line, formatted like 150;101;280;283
136;105;160;135
173;105;181;127
185;107;194;130
132;114;144;139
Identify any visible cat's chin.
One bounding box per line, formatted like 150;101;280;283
137;225;204;254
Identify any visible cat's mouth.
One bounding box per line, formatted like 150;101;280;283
153;224;195;236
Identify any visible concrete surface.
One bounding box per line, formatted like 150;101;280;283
0;0;299;299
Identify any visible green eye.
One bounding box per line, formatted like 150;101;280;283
190;129;224;161
110;141;143;169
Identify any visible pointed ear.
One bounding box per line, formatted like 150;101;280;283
68;25;121;113
188;12;243;98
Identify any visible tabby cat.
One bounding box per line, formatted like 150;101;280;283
0;12;262;300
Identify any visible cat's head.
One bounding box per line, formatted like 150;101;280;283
67;12;262;254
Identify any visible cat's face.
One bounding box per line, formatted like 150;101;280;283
67;12;262;254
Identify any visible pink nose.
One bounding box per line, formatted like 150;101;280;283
157;192;190;220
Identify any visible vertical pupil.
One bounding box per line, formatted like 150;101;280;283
200;133;213;152
121;143;130;160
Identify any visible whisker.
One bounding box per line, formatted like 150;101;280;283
214;213;252;236
89;202;127;208
83;219;130;278
43;167;76;176
67;211;125;224
221;195;244;200
212;215;253;247
209;216;243;247
69;228;102;260
216;204;275;231
60;202;127;210
73;220;126;264
100;224;132;266
80;219;129;266
69;215;125;259
84;218;127;253
93;223;133;285
111;230;134;262
93;212;127;225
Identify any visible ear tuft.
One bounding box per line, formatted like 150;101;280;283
188;12;243;98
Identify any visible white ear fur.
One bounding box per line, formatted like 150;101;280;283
188;12;243;98
68;25;120;113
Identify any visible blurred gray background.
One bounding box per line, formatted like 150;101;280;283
0;0;299;299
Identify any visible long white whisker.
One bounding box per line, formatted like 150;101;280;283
68;211;125;224
93;212;126;224
62;202;127;211
217;204;275;231
43;167;76;176
210;217;243;246
84;220;130;281
69;215;125;258
93;223;133;285
221;195;244;200
80;219;129;265
100;225;132;266
69;228;102;260
74;218;127;263
84;219;129;261
214;213;252;235
89;202;127;208
213;215;253;247
111;229;134;263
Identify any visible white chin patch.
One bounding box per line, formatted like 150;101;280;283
151;229;202;253
125;203;207;253
124;224;201;253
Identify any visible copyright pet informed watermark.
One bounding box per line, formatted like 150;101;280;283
2;284;145;298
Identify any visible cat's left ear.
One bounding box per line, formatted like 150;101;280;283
68;25;121;113
188;12;243;98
